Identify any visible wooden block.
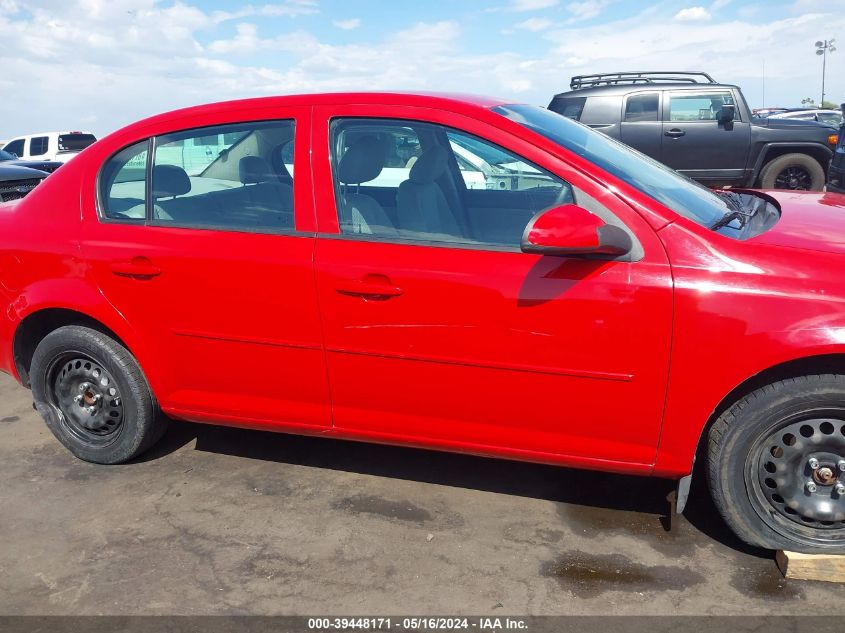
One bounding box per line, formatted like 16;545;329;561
776;550;845;583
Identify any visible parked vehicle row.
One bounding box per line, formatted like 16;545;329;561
0;163;48;204
768;109;843;128
0;148;63;174
549;71;838;191
2;92;845;555
0;131;97;201
2;131;97;164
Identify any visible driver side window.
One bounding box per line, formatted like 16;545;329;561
330;118;573;249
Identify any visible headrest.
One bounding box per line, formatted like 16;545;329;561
409;145;448;184
338;136;384;185
152;164;190;198
239;155;273;185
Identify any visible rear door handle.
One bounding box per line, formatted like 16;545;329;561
664;128;686;138
336;275;403;300
110;257;161;279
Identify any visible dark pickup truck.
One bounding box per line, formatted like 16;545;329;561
549;71;839;191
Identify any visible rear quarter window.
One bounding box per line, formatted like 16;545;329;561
548;96;586;120
579;96;623;126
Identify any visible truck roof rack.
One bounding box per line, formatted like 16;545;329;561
569;71;717;90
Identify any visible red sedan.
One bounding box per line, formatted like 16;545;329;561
1;93;845;554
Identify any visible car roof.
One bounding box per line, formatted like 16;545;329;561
552;83;740;98
126;92;513;131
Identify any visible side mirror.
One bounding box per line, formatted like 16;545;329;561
521;204;631;258
718;104;736;124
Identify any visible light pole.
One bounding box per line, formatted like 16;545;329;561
815;39;836;106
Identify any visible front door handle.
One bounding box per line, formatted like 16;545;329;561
110;257;161;279
664;128;686;138
336;275;403;300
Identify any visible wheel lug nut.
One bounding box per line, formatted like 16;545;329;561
806;481;818;493
73;395;82;403
839;460;845;473
836;483;845;496
808;457;820;470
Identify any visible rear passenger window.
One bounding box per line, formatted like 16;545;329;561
625;94;659;122
100;140;149;220
151;120;295;231
29;136;49;156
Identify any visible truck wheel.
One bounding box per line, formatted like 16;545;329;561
708;375;845;553
758;153;825;191
30;325;167;464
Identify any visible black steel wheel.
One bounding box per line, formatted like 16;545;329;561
708;375;845;553
30;325;167;464
47;354;125;447
749;416;845;537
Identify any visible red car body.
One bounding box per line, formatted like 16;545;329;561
2;92;845;482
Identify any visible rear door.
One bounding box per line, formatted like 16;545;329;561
660;89;751;182
80;107;331;430
619;92;662;158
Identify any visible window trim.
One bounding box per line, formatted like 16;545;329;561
96;118;308;235
665;89;740;123
328;116;576;253
95;137;153;225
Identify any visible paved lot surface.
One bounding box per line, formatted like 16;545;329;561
0;372;841;615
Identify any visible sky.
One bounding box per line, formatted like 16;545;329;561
0;0;843;139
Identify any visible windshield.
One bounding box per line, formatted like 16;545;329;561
493;104;729;227
0;149;15;161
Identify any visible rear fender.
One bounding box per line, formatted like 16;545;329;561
7;278;164;393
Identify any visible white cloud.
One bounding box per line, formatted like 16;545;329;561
333;17;361;30
508;0;559;11
738;4;760;18
0;0;19;14
515;17;553;31
711;0;731;10
0;1;843;139
566;0;612;22
211;0;318;22
674;6;712;21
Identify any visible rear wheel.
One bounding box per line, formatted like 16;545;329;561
758;153;825;191
708;375;845;553
30;325;167;464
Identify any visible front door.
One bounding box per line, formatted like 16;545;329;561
312;106;673;468
80;111;330;430
661;89;751;183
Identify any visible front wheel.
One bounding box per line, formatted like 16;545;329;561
30;325;167;464
708;375;845;553
758;153;826;191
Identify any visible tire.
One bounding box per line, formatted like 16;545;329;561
30;325;167;464
708;375;845;553
758;153;826;191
